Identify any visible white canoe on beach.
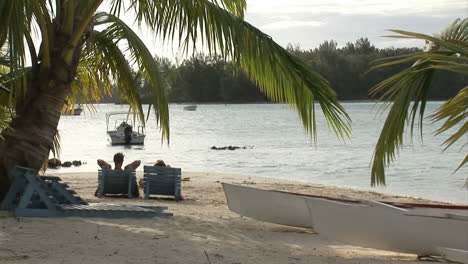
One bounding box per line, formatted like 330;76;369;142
305;196;468;261
222;183;468;262
222;182;313;228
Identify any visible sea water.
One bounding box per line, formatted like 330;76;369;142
55;102;468;204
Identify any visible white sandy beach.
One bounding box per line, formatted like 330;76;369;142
0;171;455;264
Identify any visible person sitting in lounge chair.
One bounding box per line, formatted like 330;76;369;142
138;160;168;189
153;159;170;168
96;152;140;197
138;159;184;200
97;152;141;171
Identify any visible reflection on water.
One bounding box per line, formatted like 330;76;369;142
55;103;468;204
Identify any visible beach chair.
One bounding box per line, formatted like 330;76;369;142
96;169;138;198
143;166;181;200
0;166;171;218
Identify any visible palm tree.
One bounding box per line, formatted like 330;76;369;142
369;18;467;186
0;0;351;199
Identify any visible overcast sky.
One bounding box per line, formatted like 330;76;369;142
102;0;467;61
244;0;467;50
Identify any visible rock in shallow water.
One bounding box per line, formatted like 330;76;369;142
48;158;61;169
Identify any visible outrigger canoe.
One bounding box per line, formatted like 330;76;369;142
222;183;468;263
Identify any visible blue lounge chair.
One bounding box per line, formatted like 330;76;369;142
96;169;139;198
143;166;181;200
0;166;171;218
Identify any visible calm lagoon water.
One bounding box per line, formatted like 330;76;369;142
55;102;467;204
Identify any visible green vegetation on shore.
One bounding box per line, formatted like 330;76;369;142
99;37;466;104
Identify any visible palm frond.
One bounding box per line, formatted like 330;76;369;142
0;66;31;102
370;67;434;185
90;12;171;141
84;26;143;115
369;18;468;185
109;0;246;25
430;87;468;171
0;0;13;48
50;130;61;159
2;1;31;85
0;105;12;140
31;0;52;68
0;82;14;139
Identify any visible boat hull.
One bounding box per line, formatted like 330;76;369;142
305;197;468;256
183;105;197;111
107;132;145;145
222;183;468;261
222;183;313;228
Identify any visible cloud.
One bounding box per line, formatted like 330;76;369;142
245;0;466;49
247;0;465;16
261;20;325;30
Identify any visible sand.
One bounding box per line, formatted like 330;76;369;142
0;171;454;264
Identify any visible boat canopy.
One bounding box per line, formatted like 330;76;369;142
105;111;144;132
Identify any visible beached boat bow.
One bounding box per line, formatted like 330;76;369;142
222;182;313;228
222;183;468;263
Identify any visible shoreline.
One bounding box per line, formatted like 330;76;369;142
50;169;466;205
103;100;451;105
55;171;460;205
0;171;457;263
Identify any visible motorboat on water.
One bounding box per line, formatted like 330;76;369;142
106;111;145;145
183;105;197;111
222;183;468;263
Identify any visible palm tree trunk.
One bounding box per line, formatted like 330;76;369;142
0;86;65;190
0;38;82;200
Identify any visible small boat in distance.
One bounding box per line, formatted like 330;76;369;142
222;183;468;262
106;112;145;145
183;105;197;111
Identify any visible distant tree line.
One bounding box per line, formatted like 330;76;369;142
286;38;465;101
105;37;466;103
157;55;269;103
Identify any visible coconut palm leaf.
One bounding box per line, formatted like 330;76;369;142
69;12;169;141
0;66;31;105
94;13;170;139
0;88;12;139
430;87;468;171
0;1;33;98
370;18;468;186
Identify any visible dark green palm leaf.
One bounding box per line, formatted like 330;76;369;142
370;18;467;185
430;87;468;171
68;12;171;141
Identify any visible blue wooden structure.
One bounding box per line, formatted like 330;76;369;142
143;166;182;200
96;169;138;198
0;166;171;218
